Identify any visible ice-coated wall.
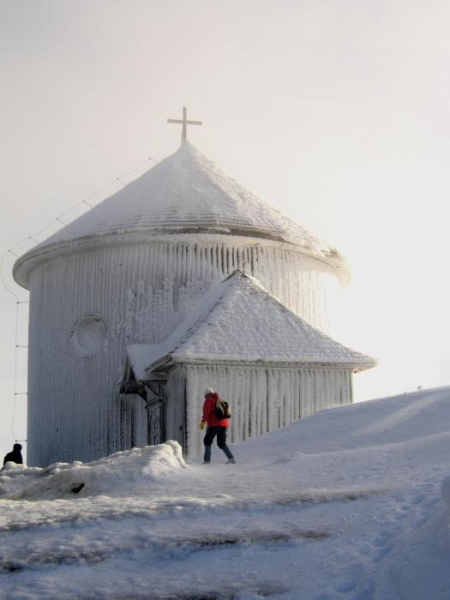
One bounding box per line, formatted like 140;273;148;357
176;363;353;458
26;236;340;466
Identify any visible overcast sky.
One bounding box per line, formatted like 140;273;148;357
1;0;450;456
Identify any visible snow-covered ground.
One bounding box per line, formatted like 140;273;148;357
2;387;450;599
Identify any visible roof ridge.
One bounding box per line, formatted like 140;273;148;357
137;272;376;373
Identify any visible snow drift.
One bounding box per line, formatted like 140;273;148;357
0;441;185;500
1;386;450;599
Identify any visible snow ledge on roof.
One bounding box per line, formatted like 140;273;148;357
125;271;376;380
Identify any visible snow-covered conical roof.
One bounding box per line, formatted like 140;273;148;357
14;142;348;288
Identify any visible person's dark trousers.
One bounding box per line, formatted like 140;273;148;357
203;426;234;463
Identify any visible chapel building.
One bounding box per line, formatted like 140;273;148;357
13;141;375;466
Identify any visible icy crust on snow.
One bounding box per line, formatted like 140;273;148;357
2;388;450;599
127;271;375;377
0;442;185;500
17;142;343;262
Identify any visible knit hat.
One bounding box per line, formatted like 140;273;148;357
204;387;214;396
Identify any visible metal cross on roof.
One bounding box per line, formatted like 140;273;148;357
167;107;202;142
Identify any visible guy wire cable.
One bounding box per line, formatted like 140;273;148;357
1;153;159;446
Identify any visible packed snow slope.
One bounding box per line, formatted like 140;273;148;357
2;387;450;599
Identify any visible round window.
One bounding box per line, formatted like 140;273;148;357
72;315;107;355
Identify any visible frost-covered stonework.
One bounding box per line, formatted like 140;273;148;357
14;143;374;466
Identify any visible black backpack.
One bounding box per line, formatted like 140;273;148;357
214;398;232;419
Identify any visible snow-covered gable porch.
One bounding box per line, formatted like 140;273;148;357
121;272;376;456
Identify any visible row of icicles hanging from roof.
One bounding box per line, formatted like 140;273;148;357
0;155;159;445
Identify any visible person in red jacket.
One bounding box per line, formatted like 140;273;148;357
200;388;236;464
